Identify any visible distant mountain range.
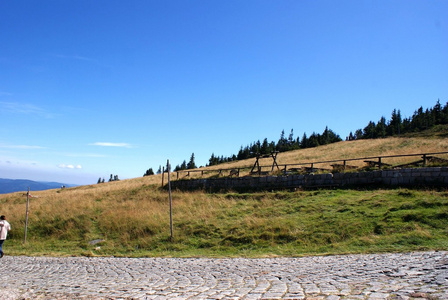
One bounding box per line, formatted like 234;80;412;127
0;178;77;194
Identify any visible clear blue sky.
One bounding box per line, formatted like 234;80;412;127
1;0;447;185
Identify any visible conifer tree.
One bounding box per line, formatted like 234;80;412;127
375;117;387;138
143;168;154;176
442;101;448;124
348;132;354;141
433;99;442;124
287;129;295;149
301;132;308;148
308;132;319;147
363;121;376;139
187;153;197;169
260;138;269;154
208;153;217;166
276;129;288;151
387;109;402;136
354;129;363;139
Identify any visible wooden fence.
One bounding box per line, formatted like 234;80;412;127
165;151;448;181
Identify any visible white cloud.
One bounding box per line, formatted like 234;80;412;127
58;164;82;169
90;142;132;148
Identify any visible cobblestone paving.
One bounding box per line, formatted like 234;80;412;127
0;251;447;299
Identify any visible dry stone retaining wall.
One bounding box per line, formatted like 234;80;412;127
169;167;448;192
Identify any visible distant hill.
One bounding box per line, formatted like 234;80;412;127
0;178;76;194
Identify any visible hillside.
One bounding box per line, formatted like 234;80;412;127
1;135;447;257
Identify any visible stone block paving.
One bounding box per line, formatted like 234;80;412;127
0;251;447;299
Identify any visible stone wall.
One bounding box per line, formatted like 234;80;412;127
169;167;448;192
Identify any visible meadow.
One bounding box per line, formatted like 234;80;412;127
1;135;447;257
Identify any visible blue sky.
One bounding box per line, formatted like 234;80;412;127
0;0;447;185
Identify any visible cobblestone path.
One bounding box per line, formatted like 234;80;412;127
0;251;447;299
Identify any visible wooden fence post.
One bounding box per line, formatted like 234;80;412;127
24;188;30;244
167;160;173;241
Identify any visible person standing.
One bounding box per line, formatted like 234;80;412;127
0;215;11;258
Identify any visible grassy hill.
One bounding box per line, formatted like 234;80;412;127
1;134;447;257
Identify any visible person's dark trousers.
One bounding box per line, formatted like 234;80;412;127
0;239;4;257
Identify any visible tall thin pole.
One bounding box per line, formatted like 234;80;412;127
167;160;173;241
24;187;30;244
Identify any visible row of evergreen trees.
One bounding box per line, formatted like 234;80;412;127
144;154;197;175
349;99;448;140
173;153;197;171
97;174;120;183
145;99;447;174
208;126;342;166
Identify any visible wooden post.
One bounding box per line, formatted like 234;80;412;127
422;154;427;166
343;160;347;172
251;154;261;174
271;151;280;171
167;160;173;241
24;188;30;244
378;157;382;169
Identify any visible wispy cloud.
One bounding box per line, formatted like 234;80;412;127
0;101;55;118
53;54;113;70
0;144;46;149
55;54;99;63
0;92;13;96
90;142;133;148
58;164;82;169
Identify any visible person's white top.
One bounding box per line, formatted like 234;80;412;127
0;220;11;240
